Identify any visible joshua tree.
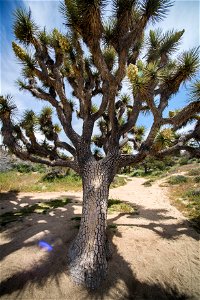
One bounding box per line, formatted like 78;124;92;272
1;0;200;289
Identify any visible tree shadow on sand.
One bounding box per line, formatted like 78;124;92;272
0;191;197;299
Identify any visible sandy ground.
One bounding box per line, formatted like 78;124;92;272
0;178;199;300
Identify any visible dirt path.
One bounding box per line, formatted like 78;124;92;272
0;178;199;299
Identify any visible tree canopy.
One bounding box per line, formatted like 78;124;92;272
0;0;200;174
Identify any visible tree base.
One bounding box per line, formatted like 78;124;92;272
68;233;113;289
69;261;107;290
68;251;107;289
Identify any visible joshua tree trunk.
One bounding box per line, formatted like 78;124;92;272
68;159;114;289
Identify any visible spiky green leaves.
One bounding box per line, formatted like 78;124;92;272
127;62;159;98
140;0;173;23
12;42;36;78
112;0;137;36
113;0;136;17
52;29;70;52
190;81;200;102
0;96;17;119
13;8;38;45
160;29;184;55
103;20;116;46
130;126;145;142
154;128;175;150
21;110;38;136
161;48;199;95
177;48;199;80
103;47;116;71
61;0;104;42
38;107;60;141
147;29;185;62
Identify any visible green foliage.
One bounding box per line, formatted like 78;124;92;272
177;48;199;81
103;19;116;46
42;171;81;182
179;157;189;165
184;189;200;199
0;171;82;192
147;29;184;62
110;175;128;188
140;0;173;23
103;47;116;71
189;81;200;102
154;128;175;150
194;176;200;183
142;179;154;186
160;29;184;55
168;175;188;185
187;168;200;176
0;95;17;118
20;110;38;135
108;198;136;214
13;163;46;173
107;223;118;229
12;42;36;73
13;163;34;173
13;8;38;44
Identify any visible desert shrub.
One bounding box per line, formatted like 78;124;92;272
184;189;200;199
194;176;200;183
163;156;176;167
187;169;200;176
179;157;189;165
151;170;163;177
33;164;47;173
131;169;144;177
142;180;153;186
13;162;47;173
108;198;136;214
168;175;188;185
111;176;127;188
13;163;34;173
42;171;81;182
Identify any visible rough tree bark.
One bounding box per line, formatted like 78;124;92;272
68;158;115;289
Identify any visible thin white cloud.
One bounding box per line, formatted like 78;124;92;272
23;0;62;31
148;0;199;50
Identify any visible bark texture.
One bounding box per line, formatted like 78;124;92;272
68;160;112;289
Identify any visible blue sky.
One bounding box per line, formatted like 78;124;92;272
0;0;199;144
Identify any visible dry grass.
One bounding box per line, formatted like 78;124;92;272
0;172;127;193
0;171;82;192
169;173;200;231
108;198;137;214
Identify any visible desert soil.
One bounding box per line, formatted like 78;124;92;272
0;177;199;300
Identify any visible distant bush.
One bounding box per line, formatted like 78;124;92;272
194;176;200;183
42;171;81;182
13;163;34;173
184;189;200;199
108;198;136;214
111;176;127;188
151;170;163;177
179;157;189;165
13;163;46;173
187;169;200;176
142;180;153;186
168;175;188;185
131;169;144;177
